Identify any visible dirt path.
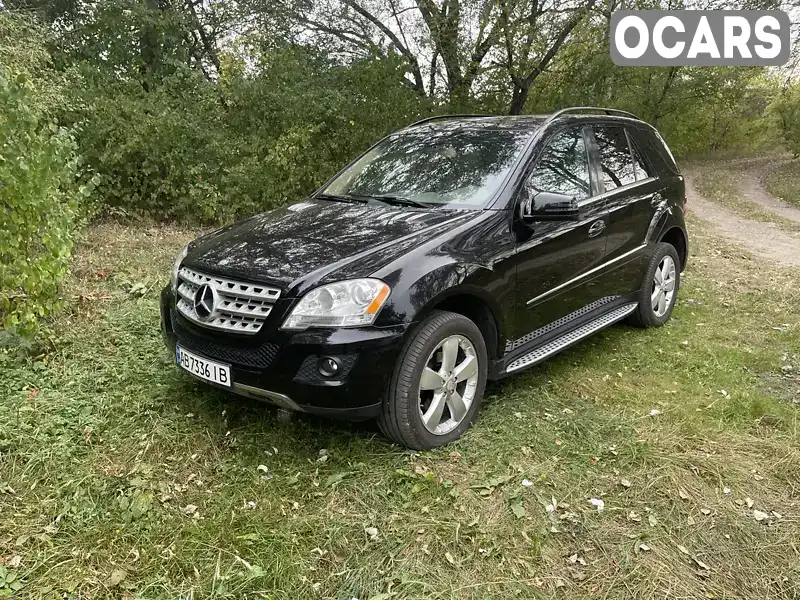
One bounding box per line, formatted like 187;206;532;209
740;160;800;223
683;169;800;269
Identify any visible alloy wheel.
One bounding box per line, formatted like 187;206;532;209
418;334;480;435
651;255;677;318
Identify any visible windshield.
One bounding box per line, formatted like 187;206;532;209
321;125;534;209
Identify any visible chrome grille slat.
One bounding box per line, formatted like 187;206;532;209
177;282;197;302
176;267;281;335
217;298;273;318
179;268;280;302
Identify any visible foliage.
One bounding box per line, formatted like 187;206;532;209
65;46;428;222
0;72;83;335
0;12;78;116
1;0;788;226
770;83;800;158
0;13;51;83
0;565;23;596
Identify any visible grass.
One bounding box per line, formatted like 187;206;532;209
690;162;800;234
0;219;799;599
763;159;800;208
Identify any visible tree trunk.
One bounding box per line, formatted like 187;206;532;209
504;0;596;115
509;80;529;115
415;0;467;105
140;0;163;90
186;0;221;75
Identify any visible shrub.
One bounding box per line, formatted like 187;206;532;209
0;72;84;335
770;83;800;158
65;49;428;223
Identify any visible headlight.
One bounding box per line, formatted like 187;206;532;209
170;245;189;292
282;279;391;330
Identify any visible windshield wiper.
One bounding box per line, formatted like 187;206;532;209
361;194;432;209
315;193;367;204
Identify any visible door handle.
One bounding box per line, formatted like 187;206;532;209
588;220;606;238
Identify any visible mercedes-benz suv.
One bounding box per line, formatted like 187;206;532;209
161;107;688;450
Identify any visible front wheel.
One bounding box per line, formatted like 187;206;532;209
378;310;488;450
629;242;681;328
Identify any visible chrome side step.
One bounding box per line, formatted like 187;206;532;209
505;303;638;373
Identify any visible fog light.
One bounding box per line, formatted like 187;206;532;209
318;356;341;378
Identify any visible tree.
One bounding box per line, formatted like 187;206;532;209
498;0;596;114
261;0;591;112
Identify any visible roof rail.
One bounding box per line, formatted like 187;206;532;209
542;106;640;128
406;114;494;128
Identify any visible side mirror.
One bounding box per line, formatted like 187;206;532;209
520;190;580;222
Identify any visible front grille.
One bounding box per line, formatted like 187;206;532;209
176;266;281;335
172;311;279;369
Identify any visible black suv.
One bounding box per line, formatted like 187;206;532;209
161;107;688;449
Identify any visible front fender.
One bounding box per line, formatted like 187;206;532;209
376;261;510;350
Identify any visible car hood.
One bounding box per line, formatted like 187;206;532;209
184;199;478;293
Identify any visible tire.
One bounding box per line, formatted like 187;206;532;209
628;242;681;328
378;310;488;450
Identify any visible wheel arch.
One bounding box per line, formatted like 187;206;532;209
403;283;505;362
428;292;503;360
396;261;507;361
659;226;688;271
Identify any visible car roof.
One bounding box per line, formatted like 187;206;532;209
404;108;647;133
404;115;547;133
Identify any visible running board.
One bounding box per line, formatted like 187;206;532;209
505;303;638;373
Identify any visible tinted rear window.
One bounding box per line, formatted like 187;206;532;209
629;134;653;180
629;127;679;176
594;126;636;191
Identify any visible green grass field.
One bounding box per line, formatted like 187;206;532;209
1;219;798;599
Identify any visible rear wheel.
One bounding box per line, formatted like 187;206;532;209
378;310;487;450
629;242;681;328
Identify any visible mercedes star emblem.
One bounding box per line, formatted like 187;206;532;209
193;284;218;321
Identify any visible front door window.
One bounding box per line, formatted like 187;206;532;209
527;129;591;200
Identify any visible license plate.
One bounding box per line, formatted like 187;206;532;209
176;345;232;387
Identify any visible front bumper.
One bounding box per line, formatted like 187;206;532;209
160;287;408;421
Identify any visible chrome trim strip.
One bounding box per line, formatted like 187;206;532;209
526;244;647;306
576;177;657;209
506;303;638;373
232;383;304;412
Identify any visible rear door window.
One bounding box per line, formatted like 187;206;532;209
593;126;636;191
629;134;653;180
